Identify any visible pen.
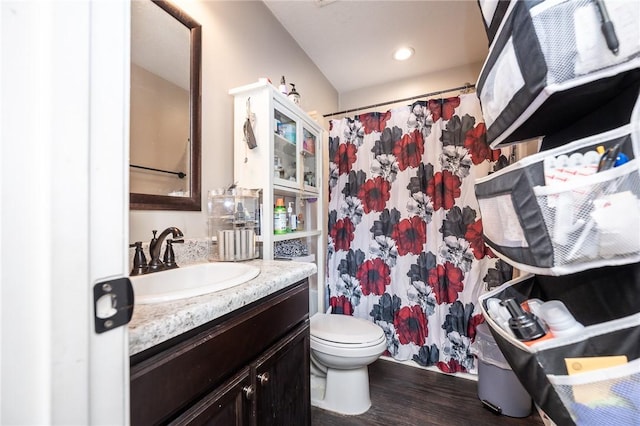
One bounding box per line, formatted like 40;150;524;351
596;143;621;172
594;0;619;55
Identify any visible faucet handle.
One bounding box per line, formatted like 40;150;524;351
129;241;148;276
163;239;180;269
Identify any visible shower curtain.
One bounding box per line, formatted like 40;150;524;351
327;93;512;374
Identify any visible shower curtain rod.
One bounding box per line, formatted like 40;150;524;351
322;83;475;118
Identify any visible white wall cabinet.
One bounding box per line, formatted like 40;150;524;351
230;81;324;303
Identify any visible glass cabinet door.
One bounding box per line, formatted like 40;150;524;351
301;126;318;191
273;107;298;188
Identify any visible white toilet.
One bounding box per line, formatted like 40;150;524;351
309;312;387;415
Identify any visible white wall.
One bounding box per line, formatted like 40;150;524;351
336;61;485;114
129;0;339;242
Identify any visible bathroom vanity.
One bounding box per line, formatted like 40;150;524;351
128;260;316;425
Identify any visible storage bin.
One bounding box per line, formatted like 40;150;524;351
479;264;640;426
475;322;532;417
477;0;511;46
476;0;640;148
207;188;260;261
474;122;640;276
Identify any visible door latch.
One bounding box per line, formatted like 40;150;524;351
93;277;134;334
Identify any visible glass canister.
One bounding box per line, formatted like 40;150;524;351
208;187;260;261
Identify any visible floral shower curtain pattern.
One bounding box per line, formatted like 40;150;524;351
327;93;512;374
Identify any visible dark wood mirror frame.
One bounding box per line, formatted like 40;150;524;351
130;0;202;211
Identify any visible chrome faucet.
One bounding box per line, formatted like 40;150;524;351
148;227;184;272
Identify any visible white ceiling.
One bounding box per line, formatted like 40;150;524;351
263;0;490;94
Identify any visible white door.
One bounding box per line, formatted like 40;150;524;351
1;1;130;424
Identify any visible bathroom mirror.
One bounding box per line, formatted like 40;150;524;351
130;0;202;211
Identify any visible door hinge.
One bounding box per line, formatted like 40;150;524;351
93;277;134;334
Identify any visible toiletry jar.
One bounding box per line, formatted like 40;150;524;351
479;264;640;426
474;121;640;276
207;188;259;261
476;0;640;148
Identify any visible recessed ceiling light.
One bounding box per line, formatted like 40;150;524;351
393;47;414;61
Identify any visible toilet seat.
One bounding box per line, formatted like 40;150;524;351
310;313;385;346
311;333;387;350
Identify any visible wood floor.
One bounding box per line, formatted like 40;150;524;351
311;358;545;426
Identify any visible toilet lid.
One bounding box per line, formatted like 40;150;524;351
311;313;385;344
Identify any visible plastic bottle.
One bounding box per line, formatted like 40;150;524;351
538;300;585;338
279;76;287;95
288;202;297;232
274;198;287;234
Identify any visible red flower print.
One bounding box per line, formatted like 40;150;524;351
437;358;466;374
356;258;391;295
465;219;489;260
428;97;461;122
359;111;391;134
428;262;464;304
334;143;358;175
330;295;353;315
468;315;485;342
330;217;355;252
394;305;428;346
391;216;426;256
426;170;461;211
464;123;500;165
357;176;391;214
392;130;424;171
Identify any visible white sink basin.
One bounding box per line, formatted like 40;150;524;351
130;262;260;304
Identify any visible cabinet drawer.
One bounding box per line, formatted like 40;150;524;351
130;280;309;425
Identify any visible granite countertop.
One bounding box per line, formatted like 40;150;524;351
128;259;317;356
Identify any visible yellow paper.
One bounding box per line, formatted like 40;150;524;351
564;356;628;405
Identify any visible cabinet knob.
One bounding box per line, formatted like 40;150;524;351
243;385;254;400
257;372;270;386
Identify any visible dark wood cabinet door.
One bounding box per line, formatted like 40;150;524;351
169;367;253;426
253;321;310;426
130;281;309;425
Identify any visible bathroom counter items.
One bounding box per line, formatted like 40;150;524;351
128;259;316;355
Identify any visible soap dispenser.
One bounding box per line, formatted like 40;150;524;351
501;298;549;344
288;83;300;105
